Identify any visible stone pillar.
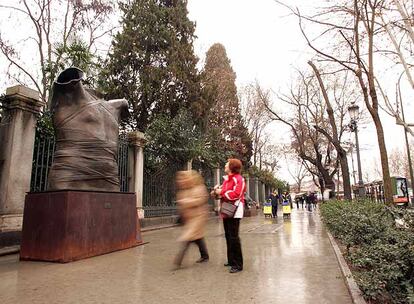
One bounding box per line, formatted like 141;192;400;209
213;168;221;213
245;176;250;197
128;131;146;219
262;183;266;202
0;85;44;232
254;177;259;203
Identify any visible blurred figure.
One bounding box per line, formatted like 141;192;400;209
305;192;312;212
294;195;300;209
311;192;317;209
174;170;209;268
212;159;246;273
300;194;305;209
270;191;278;218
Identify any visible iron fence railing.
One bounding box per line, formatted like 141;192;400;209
142;162;218;217
143;206;179;218
143;162;182;218
30;135;56;192
118;135;129;192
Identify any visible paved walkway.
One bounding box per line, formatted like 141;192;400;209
0;209;352;304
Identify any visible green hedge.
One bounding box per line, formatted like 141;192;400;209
320;200;414;304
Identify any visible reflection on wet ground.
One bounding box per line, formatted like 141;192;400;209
0;209;352;304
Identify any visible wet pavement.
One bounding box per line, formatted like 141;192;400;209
0;208;352;304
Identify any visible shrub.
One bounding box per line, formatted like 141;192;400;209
320;200;414;304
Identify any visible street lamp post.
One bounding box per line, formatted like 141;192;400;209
348;103;366;198
396;91;414;206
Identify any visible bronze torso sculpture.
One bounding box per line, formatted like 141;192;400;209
47;67;128;192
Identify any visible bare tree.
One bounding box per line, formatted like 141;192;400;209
389;148;409;178
308;61;353;199
275;0;395;204
375;0;414;132
392;0;414;44
261;71;339;197
260;141;282;173
0;0;115;104
240;82;271;168
286;157;310;193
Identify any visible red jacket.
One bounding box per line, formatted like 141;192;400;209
220;173;246;204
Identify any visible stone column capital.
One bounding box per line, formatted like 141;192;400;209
4;85;44;114
127;131;146;147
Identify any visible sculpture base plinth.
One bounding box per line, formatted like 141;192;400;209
20;190;142;263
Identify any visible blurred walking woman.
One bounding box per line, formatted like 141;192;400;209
213;159;246;273
174;170;209;267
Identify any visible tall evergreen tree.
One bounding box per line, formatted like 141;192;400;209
202;43;253;166
99;0;202;131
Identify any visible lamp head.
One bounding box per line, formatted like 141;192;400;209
348;103;360;121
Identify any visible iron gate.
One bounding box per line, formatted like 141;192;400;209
142;162;183;217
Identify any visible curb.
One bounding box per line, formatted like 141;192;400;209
327;231;367;304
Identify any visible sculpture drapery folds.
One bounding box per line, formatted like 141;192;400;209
47;67;129;192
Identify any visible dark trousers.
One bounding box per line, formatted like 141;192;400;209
175;238;209;265
223;218;243;270
272;205;277;217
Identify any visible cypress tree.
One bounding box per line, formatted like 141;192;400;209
203;43;253;166
99;0;202;131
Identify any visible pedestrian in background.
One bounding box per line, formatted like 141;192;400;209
271;191;278;218
305;192;312;212
212;159;246;273
174;170;209;268
311;192;317;210
300;194;305;209
295;195;300;209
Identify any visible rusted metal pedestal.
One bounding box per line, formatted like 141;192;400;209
20;190;142;263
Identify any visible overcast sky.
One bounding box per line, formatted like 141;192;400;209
187;0;414;184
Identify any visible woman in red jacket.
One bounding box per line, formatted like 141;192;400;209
213;158;246;273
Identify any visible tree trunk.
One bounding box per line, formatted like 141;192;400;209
339;150;352;200
371;111;393;204
320;169;336;199
308;61;352;200
318;176;328;202
364;1;393;205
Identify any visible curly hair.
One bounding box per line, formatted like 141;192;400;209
228;158;242;174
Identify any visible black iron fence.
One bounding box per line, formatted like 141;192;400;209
30;135;56;192
143;162;183;217
142;162;218;218
118;135;129;192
